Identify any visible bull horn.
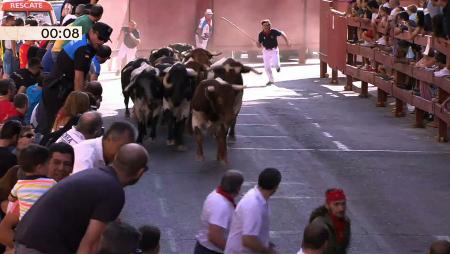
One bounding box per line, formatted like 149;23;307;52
163;74;173;89
207;86;216;92
231;84;245;91
208;51;222;57
162;66;172;73
186;68;198;77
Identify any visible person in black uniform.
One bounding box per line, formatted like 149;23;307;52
36;22;112;135
256;19;290;86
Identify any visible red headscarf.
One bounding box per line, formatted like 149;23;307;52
326;189;347;244
326;189;346;204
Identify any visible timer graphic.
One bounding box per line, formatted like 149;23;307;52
0;26;82;40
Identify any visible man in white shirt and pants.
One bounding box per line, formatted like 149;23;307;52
195;9;214;49
224;168;282;254
195;170;244;254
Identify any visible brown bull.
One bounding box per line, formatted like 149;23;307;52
191;79;244;164
183;48;221;66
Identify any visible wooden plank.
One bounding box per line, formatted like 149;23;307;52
393;62;413;76
394;32;413;43
435;104;450;125
374;50;393;66
360;18;371;30
359;69;374;84
412;67;434;84
412;95;433;113
433;38;450;55
359;45;374;59
347;17;360;28
373;75;393;94
345;64;359;77
434;77;450;94
346;43;360;55
392;85;413;104
413;34;431;47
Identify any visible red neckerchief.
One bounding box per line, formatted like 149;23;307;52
216;186;236;207
263;30;271;36
329;212;347;244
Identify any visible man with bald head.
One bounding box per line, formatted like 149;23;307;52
56;111;103;147
14;143;149;254
195;170;244;254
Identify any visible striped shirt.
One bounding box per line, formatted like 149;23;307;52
10;175;57;220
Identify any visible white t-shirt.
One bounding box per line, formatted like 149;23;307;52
196;190;235;253
224;187;270;254
198;17;212;39
72;136;105;174
297;249;305;254
56;126;85;147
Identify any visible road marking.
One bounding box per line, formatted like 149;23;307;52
322;132;333;138
230;147;315;151
239;113;260;116
330;94;339;98
154;175;162;190
287;102;294;106
166;228;178;253
295;107;300;110
435;235;450;241
271;196;320;200
236;123;277;126
270;230;303;237
312;123;321;128
243;181;306;186
333;141;350;151
305;115;313;120
236;135;288;138
230;147;450;154
158;198;168;218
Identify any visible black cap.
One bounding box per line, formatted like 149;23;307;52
96;44;112;58
92;22;113;42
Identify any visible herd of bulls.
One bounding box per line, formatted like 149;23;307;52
120;43;262;164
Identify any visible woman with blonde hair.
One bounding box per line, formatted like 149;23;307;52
52;91;90;132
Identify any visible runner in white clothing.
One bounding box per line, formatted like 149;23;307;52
195;170;244;254
256;19;290;86
224;168;282;254
195;9;214;49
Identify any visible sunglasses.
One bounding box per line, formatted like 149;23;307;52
21;133;34;138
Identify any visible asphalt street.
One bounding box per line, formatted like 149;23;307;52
98;61;450;254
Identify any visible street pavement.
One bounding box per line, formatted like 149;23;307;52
98;61;450;254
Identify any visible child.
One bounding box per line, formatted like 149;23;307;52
8;145;56;220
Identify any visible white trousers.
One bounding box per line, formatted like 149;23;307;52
262;47;280;82
195;35;208;49
115;43;137;70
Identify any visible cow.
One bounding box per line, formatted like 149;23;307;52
208;58;262;140
149;47;177;65
191;79;245;164
121;58;151;117
121;60;164;143
168;43;195;59
162;63;197;150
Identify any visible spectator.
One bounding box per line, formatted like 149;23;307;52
434;0;450;76
85;81;103;110
195;170;244;254
37;22;112;135
8;144;56;220
4;93;28;124
97;221;141;254
139;225;161;254
224;168;282;254
0;120;21;178
429;240;450;254
24;75;43;125
60;0;100;24
10;57;42;94
14;143;149;254
297;221;330;254
56;111;103;146
15;126;35;156
52;91;90;132
424;0;443;32
90;45;112;81
309;189;351;254
2;14;17;79
0;79;16;124
46;142;75;182
62;4;88;26
72;121;135;173
52;4;104;64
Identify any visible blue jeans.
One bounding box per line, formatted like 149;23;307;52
3;49;14;75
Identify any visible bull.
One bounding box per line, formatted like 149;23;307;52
191;79;245;164
208;58;262;140
121;60;164;143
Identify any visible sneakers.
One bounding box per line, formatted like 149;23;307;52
376;37;387;46
276;67;280;72
434;67;450;77
266;81;274;86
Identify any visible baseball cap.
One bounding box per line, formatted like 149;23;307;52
96;44;112;58
92;22;113;42
205;9;213;15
